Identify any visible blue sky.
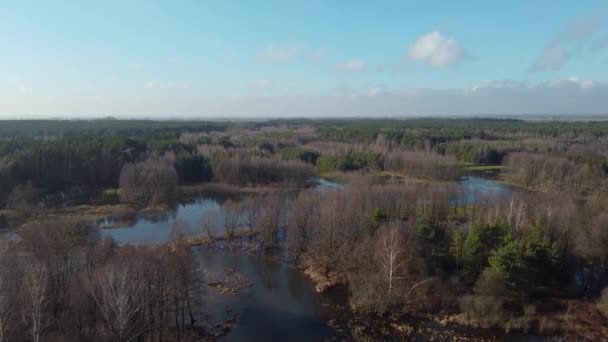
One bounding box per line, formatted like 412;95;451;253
1;0;608;118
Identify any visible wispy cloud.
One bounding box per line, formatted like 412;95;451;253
144;81;190;89
252;79;273;90
334;59;366;72
593;32;608;51
366;86;387;97
259;44;301;62
530;15;604;71
408;31;468;67
5;77;608;118
224;77;608;117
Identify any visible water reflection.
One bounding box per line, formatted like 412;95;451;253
103;177;511;245
460;176;512;203
196;251;340;341
104;197;223;244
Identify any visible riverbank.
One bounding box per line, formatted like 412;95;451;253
299;254;607;341
1;179;325;232
6;172;605;341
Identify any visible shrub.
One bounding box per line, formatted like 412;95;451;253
459;294;505;328
474;268;508;298
280;147;320;165
315;151;382;173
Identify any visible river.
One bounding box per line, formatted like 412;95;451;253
98;176;516;340
0;176;514;340
196;250;346;341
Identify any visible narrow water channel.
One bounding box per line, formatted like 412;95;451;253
196;250;346;341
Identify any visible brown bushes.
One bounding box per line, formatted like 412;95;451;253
503;152;605;193
119;157;178;205
459;294;505;328
383;150;462;181
215;156;316;186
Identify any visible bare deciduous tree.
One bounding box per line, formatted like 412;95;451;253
201;208;220;240
375;223;412;304
87;263;147;342
21;262;49;342
257;195;283;250
119;157;178;206
0;275;14;342
223;200;240;239
242;196;261;232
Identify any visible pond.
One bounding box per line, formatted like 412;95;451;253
101;196;224;245
460;175;512;204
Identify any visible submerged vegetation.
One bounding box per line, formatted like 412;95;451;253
1;118;608;340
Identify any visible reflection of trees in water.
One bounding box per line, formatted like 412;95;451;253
248;256;281;292
286;265;305;300
140;211;174;224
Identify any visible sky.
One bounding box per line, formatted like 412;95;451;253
1;0;608;119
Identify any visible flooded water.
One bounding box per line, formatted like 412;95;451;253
460;176;512;203
103;179;341;245
104;176;512;245
3;175;520;341
197;251;345;341
103;196;224;244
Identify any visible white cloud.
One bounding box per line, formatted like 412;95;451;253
470;77;598;93
408;31;468;67
554;76;595;90
222;78;608;117
4;78;608;118
469;80;526;93
334;59;366;72
260;44;300;62
530;15;603;71
252;79;273;90
144;81;190;89
366;87;388;98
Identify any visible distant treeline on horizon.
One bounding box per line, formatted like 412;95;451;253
1;116;608;138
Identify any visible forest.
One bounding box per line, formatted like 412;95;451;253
1;118;608;340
